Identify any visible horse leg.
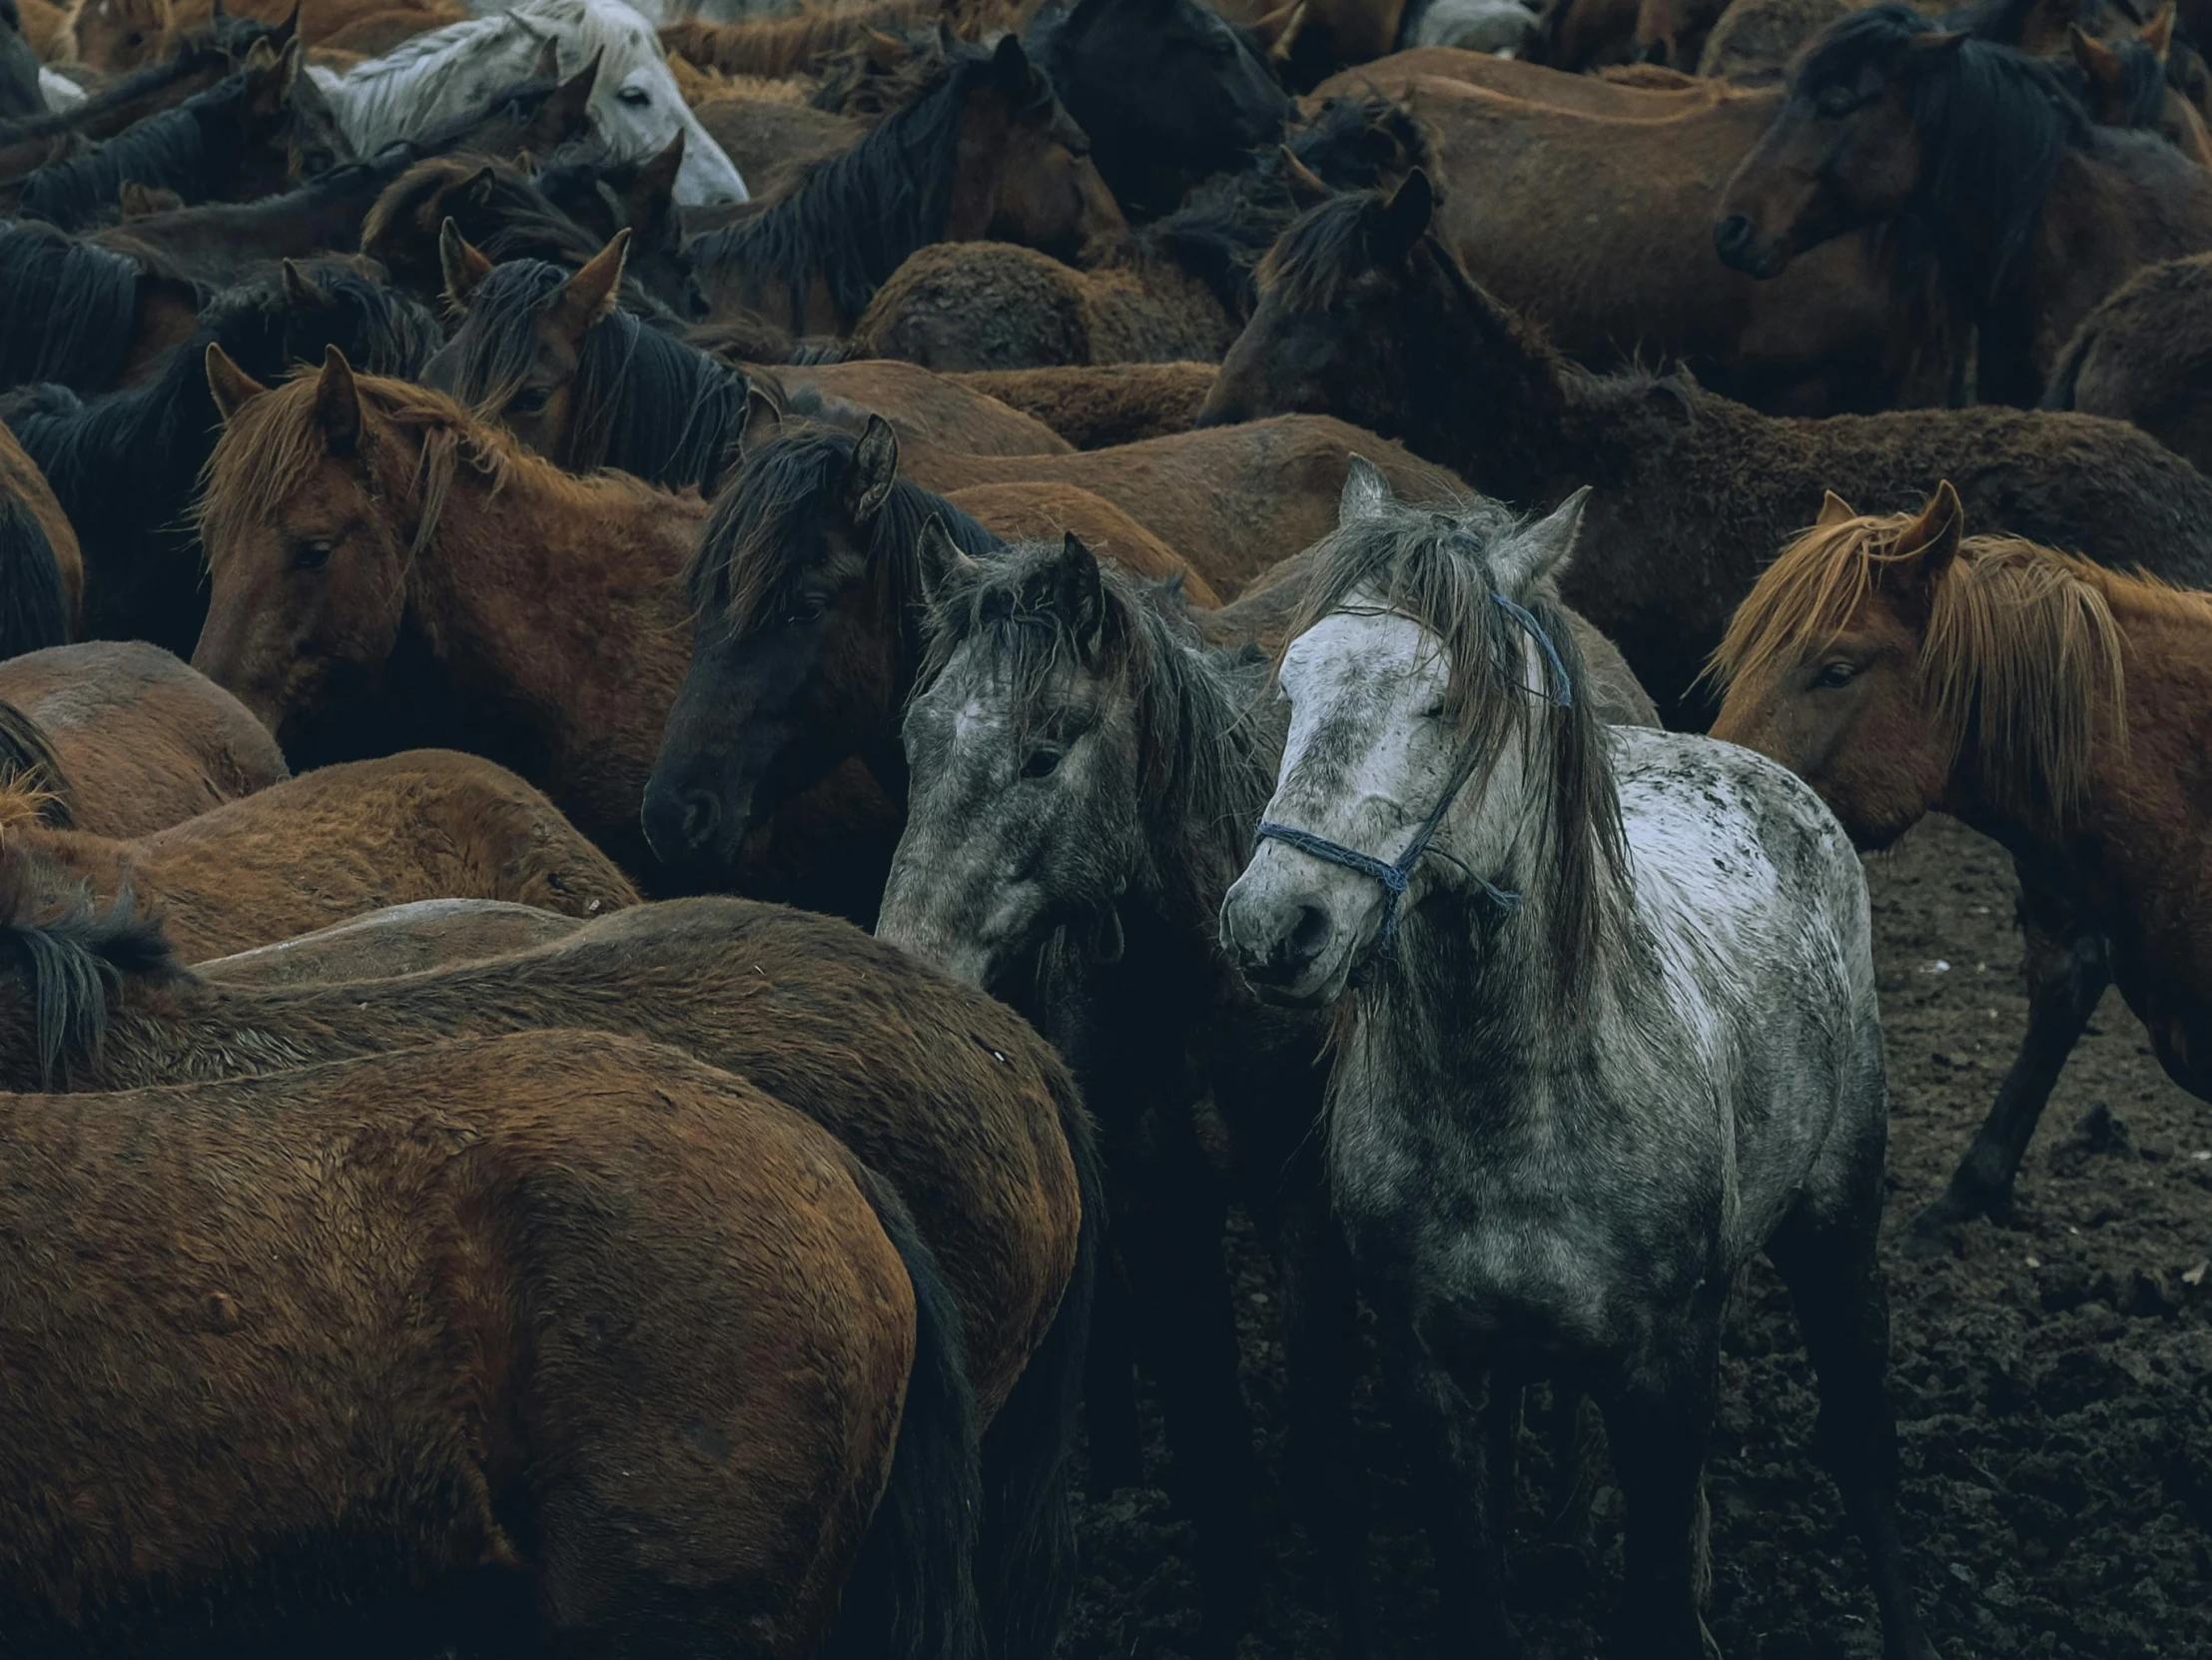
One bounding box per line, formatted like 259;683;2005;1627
1767;1198;1939;1660
1600;1325;1721;1660
1278;1178;1372;1658
1907;866;2108;1256
1544;1384;1599;1551
1377;1308;1513;1655
1082;1244;1144;1496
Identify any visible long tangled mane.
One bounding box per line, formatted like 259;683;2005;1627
0;700;73;827
0;219;150;392
16;66;248;230
688;41;1043;332
918;537;1278;908
1283;486;1627;998
198;365;651;568
435;256;745;489
1711;512;2178;818
0;856;176;1086
685;425;1000;635
1792;5;2089;298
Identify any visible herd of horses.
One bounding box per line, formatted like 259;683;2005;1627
0;0;2206;1651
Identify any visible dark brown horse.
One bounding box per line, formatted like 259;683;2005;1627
0;749;637;959
0;1025;971;1659
0;884;1098;1660
1200;174;2212;722
1716;4;2212;404
2041;249;2212;472
0;641;289;836
689;35;1121;335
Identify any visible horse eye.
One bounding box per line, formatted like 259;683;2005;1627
1812;659;1858;689
1419;700;1445;720
1817;86;1859;117
292;538;334;572
617;86;651;107
787;594;829;624
508;388;550;415
1022;745;1064;780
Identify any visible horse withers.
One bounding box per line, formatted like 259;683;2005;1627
1217;463;1936;1659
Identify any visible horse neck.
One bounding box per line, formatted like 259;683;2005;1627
1421;245;1584;499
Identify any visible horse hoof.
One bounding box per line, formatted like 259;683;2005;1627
1902;1198;1979;1260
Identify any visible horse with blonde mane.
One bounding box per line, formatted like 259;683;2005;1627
1711;481;2212;1250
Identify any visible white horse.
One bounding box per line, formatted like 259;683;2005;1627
313;0;747;204
1218;463;1937;1660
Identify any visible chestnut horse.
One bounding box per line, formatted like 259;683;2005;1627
0;642;289;836
689;35;1120;334
0;1025;972;1660
0;749;637;959
70;0;462;71
1711;484;2212;1256
1716;4;2212;405
0;887;1098;1659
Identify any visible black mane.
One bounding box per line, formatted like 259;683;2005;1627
0;11;276;146
17;66;265;232
0;873;178;1087
0;220;161;394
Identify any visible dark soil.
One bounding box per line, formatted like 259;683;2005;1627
1064;814;2212;1659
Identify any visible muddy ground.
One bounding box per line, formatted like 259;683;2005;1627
1063;814;2212;1659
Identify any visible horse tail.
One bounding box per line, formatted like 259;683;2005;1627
0;493;68;663
829;1164;985;1660
975;1063;1100;1660
0;694;71;826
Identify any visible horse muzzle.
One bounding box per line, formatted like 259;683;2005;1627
1711;213;1789;280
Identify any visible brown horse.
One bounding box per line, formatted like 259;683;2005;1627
0;749;637;959
0;415;76;652
196;896;580;982
70;0;462;70
0;1025;969;1659
689;36;1121;335
1710;484;2212;1259
945;481;1218;603
2042;249;2212;471
1715;5;2212;405
0;641;290;836
947;363;1217;446
0;884;1097;1657
194;345;706;873
1198;174;2212;720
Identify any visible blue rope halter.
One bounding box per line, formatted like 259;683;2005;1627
1253;593;1574;951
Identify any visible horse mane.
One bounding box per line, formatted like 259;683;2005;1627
686;424;1001;633
0;859;178;1085
1794;4;2086;297
1710;513;2179;817
199;362;653;564
17;69;243;230
439;256;747;489
1281;485;1628;998
919;536;1279;903
688;40;1038;332
0;699;74;828
0;15;262;144
0;219;151;391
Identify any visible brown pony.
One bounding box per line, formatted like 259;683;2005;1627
69;0;462;71
945;481;1218;604
196;896;580;982
948;363;1217;447
0;641;290;836
0;1026;968;1659
194;345;706;873
0;749;637;959
1710;484;2212;1259
1716;5;2212;405
2042;249;2212;470
689;35;1121;335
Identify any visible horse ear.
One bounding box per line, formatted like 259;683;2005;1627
465;163;497;208
628;130;685;219
1816;489;1857;526
1050;530;1107;651
1499;485;1590;591
1255;0;1308;62
204;344;270;423
1338;454;1393;524
1905;27;1966;58
439;219;494;314
242;33;276;71
736;382;786;458
990;31;1035;97
2143;5;2174;59
313;344;363;457
1370;170;1434;263
279;257;324;310
1886;480;1963;591
524;46;598;148
269;0;300;47
2068;23;2124;90
1280;144;1330;211
847;415;900;526
916;514;981;606
530;33;561;81
554;229;630;337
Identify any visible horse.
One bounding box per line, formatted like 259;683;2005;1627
688;35;1118;336
0;885;1099;1660
10;256;438;656
363;147;701;322
1215;469;1935;1660
948;363;1218;446
0;417;77;647
1197;174;2212;722
193;348;704;875
89;47;596;284
1025;0;1289;222
2041;250;2212;473
195;896;581;983
639;409;1457;888
0;220;207;397
1715;4;2212;405
0;642;290;837
1708;484;2212;1264
71;0;462;69
0;0;41;118
310;0;748;204
0;1024;974;1660
16;40;350;231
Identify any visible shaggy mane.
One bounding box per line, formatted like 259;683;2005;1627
0;857;178;1085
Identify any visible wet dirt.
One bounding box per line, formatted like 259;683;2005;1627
1063;813;2212;1659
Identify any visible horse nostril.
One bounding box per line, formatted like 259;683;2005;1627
1284;901;1331;967
678;791;721;851
1712;214;1754;264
